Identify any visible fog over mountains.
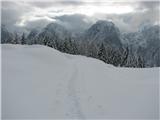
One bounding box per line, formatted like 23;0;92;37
2;20;160;67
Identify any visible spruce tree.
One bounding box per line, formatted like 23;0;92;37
21;33;26;44
98;43;106;62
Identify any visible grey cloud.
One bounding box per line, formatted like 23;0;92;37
25;18;53;31
92;6;159;33
137;1;160;10
26;0;118;9
27;2;56;8
58;1;84;5
53;14;94;33
27;1;85;8
2;2;22;25
1;1;35;33
1;1;160;34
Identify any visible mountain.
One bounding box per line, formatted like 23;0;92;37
122;32;146;47
141;25;160;47
141;25;160;66
122;25;160;67
39;23;71;40
27;29;40;44
84;20;122;48
1;21;159;67
29;23;72;46
121;32;147;55
138;20;152;32
1;25;13;44
27;29;40;40
122;25;160;48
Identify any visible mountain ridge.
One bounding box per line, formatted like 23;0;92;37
1;20;160;67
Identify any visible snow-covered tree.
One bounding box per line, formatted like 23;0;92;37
21;33;26;44
98;43;107;62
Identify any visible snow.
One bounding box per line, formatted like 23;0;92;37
2;44;159;119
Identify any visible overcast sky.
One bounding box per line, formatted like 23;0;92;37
1;0;160;33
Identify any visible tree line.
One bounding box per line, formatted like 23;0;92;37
3;32;145;68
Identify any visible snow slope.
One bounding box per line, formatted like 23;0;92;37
2;44;159;119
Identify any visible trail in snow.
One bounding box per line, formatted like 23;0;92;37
2;45;159;119
67;62;85;119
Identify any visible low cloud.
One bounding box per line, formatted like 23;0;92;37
1;0;160;33
54;14;94;33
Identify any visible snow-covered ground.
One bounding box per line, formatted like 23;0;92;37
2;44;159;119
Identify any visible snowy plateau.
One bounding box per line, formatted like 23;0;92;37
2;44;159;119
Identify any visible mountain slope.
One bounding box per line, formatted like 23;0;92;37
36;23;71;44
2;44;159;119
1;25;13;43
122;25;160;67
84;20;122;47
26;23;72;46
2;21;160;67
142;25;160;66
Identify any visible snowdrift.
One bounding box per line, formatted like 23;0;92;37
2;44;159;119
